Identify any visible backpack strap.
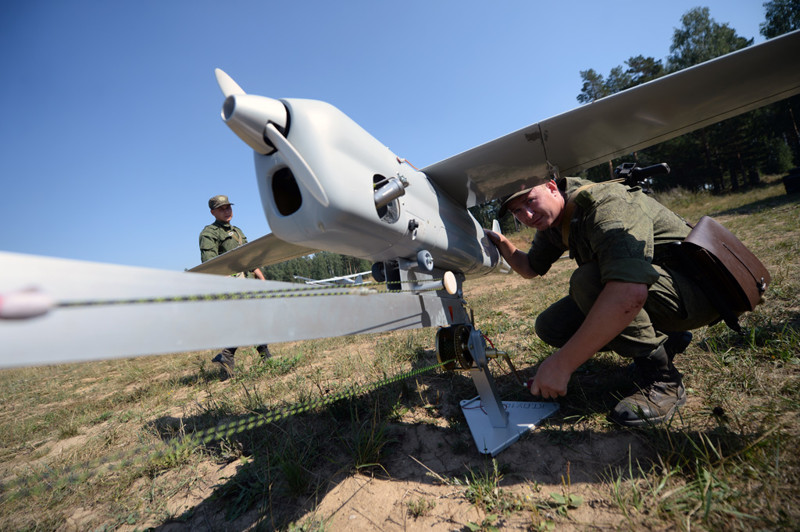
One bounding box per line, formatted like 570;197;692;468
231;228;243;247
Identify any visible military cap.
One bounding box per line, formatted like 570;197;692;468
208;195;234;210
497;187;534;218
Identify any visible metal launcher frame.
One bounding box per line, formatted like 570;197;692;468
378;260;559;456
436;322;559;456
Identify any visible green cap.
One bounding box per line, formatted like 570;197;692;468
497;187;533;218
208;195;233;210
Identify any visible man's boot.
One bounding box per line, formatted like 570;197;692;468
610;345;686;427
257;344;272;360
623;331;692;376
211;348;236;379
664;331;692;361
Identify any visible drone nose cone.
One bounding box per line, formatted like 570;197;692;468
221;93;288;155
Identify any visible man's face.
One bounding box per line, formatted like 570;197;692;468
507;181;564;230
211;204;233;223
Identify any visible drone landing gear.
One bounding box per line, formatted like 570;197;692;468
436;324;558;456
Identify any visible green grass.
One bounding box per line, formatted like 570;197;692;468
406;496;436;517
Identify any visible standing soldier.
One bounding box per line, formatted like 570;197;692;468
200;194;272;378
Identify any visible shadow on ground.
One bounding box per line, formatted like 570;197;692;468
140;339;765;530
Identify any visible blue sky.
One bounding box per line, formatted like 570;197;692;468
1;1;767;271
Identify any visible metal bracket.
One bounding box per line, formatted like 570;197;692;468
458;327;558;456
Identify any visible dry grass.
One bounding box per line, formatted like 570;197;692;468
1;176;798;531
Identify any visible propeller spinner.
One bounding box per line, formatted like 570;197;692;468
214;69;329;207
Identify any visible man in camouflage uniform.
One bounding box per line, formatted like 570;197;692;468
485;177;719;426
200;194;271;378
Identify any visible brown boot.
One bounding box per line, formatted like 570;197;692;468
609;345;686;427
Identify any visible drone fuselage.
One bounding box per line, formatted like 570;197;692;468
241;97;504;276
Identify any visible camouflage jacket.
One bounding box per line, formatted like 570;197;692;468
527;177;690;286
199;221;248;264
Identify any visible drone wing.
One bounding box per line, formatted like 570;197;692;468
423;30;800;207
0;251;464;368
188;232;317;275
294;271;373;286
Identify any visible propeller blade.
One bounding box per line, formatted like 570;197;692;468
214;68;246;97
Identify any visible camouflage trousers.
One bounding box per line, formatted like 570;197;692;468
534;262;719;359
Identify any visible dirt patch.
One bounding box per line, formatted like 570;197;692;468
309;475;482;531
154;421;645;531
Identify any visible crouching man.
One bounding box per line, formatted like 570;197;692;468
485;177;719;426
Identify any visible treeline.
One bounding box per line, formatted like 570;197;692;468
578;3;800;192
260;251;372;283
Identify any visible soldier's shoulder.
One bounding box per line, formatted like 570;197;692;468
577;180;633;210
200;223;222;236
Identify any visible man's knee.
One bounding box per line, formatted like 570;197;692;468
535;296;583;348
569;263;603;314
534;312;562;347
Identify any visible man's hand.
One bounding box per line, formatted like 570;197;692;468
527;281;649;400
484;229;502;246
483;229;538;279
527;351;572;398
